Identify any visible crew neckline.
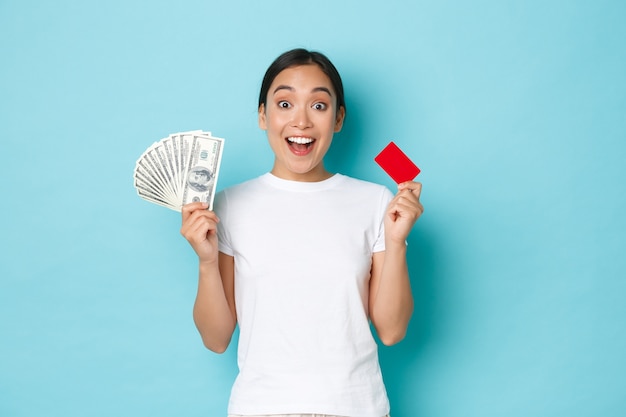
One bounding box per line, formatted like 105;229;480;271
260;172;346;192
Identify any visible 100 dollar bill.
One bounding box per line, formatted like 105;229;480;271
180;133;224;211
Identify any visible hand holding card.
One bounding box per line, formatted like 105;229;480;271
374;141;421;183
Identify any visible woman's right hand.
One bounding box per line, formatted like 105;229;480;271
180;202;220;265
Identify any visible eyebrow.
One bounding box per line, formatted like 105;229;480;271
272;85;333;97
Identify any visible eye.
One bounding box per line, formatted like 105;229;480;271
312;102;327;111
278;100;291;109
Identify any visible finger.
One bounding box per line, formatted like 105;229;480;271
189;218;215;241
181;210;219;238
411;182;422;198
389;200;419;217
388;197;424;220
397;180;415;190
398;181;422;194
394;190;420;208
182;205;219;227
185;216;218;243
181;202;208;222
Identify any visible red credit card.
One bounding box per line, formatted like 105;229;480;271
374;141;421;183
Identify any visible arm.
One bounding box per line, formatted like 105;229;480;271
369;182;424;346
181;202;237;353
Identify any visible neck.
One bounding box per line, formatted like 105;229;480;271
270;164;333;182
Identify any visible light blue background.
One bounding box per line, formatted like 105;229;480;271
1;1;625;416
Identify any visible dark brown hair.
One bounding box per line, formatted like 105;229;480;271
258;48;346;115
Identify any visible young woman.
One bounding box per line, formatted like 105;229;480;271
180;48;424;417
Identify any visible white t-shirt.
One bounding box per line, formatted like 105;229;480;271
214;173;393;417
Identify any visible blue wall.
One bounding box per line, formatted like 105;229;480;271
1;1;625;416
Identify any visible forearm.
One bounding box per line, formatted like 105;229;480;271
193;261;236;353
370;242;414;345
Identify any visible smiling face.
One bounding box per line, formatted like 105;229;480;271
259;64;345;182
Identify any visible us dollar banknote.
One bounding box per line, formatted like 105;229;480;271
181;133;224;210
134;130;224;211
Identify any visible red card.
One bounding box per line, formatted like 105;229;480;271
374;141;421;183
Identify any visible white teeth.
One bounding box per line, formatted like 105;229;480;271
287;137;314;144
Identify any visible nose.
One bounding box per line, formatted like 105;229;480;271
291;106;312;129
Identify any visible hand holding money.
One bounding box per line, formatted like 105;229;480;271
133;130;224;211
180;202;221;265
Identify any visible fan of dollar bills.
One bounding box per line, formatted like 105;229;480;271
133;130;224;211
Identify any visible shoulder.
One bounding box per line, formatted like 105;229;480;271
335;174;394;200
217;175;266;199
213;174;272;218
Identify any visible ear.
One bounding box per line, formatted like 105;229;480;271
258;104;267;130
334;106;346;132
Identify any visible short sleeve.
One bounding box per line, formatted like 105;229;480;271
372;186;394;253
213;190;234;256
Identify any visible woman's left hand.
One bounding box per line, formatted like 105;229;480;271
384;181;424;244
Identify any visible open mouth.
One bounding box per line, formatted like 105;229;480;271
286;136;315;153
